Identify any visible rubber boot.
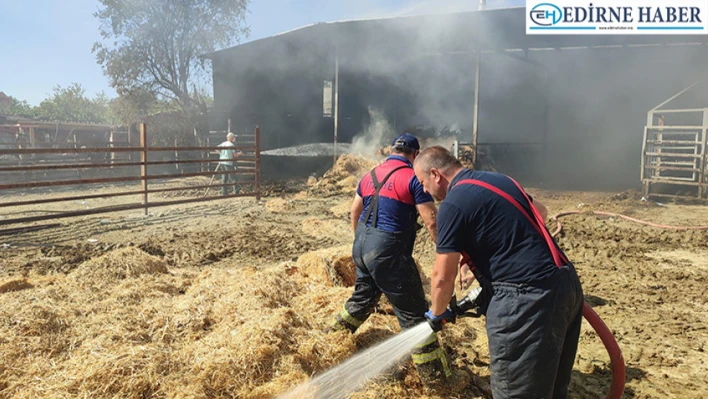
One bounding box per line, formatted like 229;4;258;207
412;333;469;394
325;305;365;333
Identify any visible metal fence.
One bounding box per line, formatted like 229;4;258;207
641;108;707;200
0;123;261;227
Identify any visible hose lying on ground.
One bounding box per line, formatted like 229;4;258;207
550;210;708;399
551;210;708;237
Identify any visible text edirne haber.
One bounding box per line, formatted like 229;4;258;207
559;5;702;24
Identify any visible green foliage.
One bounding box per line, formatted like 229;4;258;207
0;96;35;117
33;83;113;124
93;0;249;114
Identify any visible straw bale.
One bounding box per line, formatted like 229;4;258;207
0;278;33;294
71;247;169;284
265;198;294;213
296;245;356;287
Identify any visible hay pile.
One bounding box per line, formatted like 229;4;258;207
301;217;351;241
265;198;295;213
329;199;352;219
0;243;483;399
295;245;357;287
309;155;378;197
457;145;497;172
71;247;169;283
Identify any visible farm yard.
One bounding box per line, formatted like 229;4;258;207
1;155;707;399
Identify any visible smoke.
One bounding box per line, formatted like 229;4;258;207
213;8;708;189
350;107;395;158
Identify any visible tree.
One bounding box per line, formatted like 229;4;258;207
93;0;249;117
34;83;112;124
0;96;35;116
109;88;161;127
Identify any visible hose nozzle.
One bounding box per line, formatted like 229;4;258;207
452;286;484;317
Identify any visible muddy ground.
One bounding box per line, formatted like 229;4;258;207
1;177;707;398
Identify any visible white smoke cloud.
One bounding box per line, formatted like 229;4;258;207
350;107;395;158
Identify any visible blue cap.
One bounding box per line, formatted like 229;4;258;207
391;132;420;150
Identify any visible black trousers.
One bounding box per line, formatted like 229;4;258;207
342;225;427;330
485;264;584;399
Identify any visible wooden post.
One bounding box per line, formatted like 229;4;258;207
255;126;261;201
140;123;148;215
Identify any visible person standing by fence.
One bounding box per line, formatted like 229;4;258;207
217;132;241;196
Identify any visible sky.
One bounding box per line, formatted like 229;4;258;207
0;0;524;106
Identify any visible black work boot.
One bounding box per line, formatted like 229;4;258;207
412;333;469;394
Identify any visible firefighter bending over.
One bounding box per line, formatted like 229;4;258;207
326;133;469;393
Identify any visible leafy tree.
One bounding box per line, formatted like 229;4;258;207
109;88;161;127
34;83;112;124
0;96;35;116
93;0;249;117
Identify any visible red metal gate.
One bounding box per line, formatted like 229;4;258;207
0;124;261;227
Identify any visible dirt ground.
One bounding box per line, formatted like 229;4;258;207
1;171;707;398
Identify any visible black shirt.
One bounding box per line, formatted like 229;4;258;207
436;169;562;284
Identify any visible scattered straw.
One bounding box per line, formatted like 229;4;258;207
0;279;33;294
70;247;169;284
309;155;378;197
301;218;351;240
296;245;356;287
329;200;352;219
0;235;481;399
265;198;295;213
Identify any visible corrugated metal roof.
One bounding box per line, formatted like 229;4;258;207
0;114;117;130
203;7;708;60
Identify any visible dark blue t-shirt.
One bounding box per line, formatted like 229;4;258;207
436;169;562;284
357;155;434;233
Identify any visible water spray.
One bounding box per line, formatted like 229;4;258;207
278;283;625;399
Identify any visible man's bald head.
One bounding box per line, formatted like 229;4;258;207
413;146;463;201
413;145;462;176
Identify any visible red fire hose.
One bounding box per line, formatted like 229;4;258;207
581;302;626;399
551;211;708;399
552;210;708;237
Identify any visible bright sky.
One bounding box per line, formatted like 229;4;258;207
0;0;523;105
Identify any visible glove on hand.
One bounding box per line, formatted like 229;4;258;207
425;308;456;332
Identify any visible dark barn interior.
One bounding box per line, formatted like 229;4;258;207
204;7;708;190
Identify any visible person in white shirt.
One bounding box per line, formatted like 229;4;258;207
217;132;241;196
